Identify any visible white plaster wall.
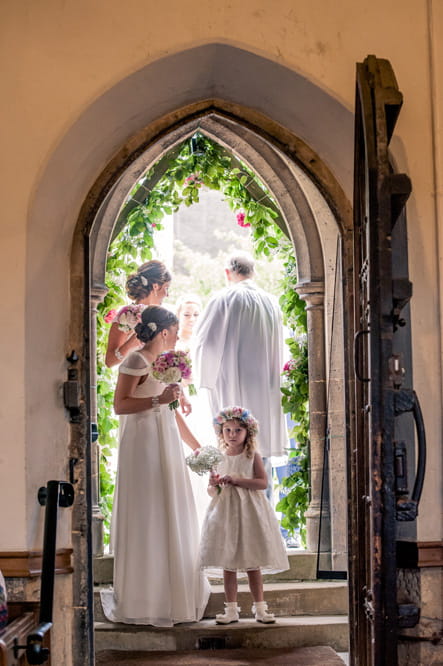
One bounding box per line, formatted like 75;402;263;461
0;0;442;553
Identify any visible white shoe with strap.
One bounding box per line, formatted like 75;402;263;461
252;601;276;624
215;602;240;624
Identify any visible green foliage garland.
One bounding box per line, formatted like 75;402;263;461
96;134;309;546
274;256;310;546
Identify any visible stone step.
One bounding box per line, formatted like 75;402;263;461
96;645;349;666
94;581;348;623
95;616;349;654
204;581;348;619
94;550;320;585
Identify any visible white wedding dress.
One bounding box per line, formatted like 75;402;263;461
177;339;215;530
101;351;210;626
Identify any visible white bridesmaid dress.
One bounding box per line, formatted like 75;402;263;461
101;351;210;626
200;450;289;576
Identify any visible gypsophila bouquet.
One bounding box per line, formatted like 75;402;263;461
185;445;223;475
151;350;195;409
107;304;145;332
185;446;224;493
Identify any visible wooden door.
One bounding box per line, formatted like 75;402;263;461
350;55;425;666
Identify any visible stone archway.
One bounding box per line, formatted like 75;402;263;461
87;106;351;566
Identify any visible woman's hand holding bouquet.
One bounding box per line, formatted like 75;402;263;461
159;383;181;408
151;350;195;409
104;304;146;361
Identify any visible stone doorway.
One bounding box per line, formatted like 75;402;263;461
87;112;352;649
65;49;354;663
82;105;353;663
87;108;351;566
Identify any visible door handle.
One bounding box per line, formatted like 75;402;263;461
354;329;370;382
394;389;426;520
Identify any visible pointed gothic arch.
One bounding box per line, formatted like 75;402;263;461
83;105;351;567
72;104;354;663
90;111;326;291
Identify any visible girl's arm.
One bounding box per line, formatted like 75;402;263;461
114;374;180;414
105;323;141;368
175;410;200;450
222;452;268;490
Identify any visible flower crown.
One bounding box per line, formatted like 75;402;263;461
213;406;259;438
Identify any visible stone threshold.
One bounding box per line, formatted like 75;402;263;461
95;615;349;653
95;645;348;665
94;580;349;623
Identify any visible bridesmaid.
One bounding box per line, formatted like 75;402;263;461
101;305;210;625
105;260;171;367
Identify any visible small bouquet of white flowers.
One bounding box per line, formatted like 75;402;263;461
186;445;224;494
186;445;223;475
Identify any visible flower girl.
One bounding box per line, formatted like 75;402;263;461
199;407;289;624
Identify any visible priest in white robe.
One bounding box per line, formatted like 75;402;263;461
193;252;288;461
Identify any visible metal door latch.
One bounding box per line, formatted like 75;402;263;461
63;350;80;423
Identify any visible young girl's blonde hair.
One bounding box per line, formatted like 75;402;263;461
213;406;259;459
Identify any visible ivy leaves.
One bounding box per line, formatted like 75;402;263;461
277;341;309;545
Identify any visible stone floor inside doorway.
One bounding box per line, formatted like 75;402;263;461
96;645;348;665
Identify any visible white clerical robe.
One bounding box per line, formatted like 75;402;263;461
193;279;288;457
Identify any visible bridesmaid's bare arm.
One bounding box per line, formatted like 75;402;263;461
105;322;141;368
175;411;200;451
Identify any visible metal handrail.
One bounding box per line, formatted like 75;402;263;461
14;480;74;665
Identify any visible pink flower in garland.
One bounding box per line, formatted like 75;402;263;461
185;173;202;186
283;359;298;375
236;211;251;228
104;309;118;323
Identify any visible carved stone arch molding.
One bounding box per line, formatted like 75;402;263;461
87;105;352;566
90;110;326;291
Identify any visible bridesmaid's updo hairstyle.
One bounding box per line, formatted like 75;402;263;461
126;260;172;301
134;306;178;343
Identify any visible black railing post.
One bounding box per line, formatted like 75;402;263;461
39;480;59;623
15;480;74;664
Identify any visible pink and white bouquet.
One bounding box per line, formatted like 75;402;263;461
151;350;195;409
106;304;145;332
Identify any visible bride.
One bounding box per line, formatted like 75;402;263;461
101;305;210;626
175;295;215;529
